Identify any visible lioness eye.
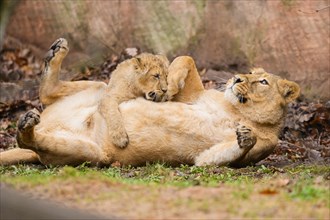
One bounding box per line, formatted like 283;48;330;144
260;79;268;85
154;74;160;79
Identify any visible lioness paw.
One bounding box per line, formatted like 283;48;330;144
18;109;41;132
236;125;256;149
111;129;129;148
44;38;69;64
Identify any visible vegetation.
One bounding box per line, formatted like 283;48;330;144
1;163;329;218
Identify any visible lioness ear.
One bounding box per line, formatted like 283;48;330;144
249;67;265;74
277;79;300;103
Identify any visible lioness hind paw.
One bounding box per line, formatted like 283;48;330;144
44;38;69;63
236;125;256;149
18;109;41;132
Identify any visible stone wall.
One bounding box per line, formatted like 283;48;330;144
4;0;330;99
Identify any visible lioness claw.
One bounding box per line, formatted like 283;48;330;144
236;125;257;149
44;38;68;63
18;109;41;132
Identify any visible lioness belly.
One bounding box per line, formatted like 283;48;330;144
112;98;236;165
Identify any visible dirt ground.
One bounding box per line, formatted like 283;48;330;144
2;164;329;219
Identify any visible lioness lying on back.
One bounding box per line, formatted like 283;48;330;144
0;38;300;167
99;53;169;148
41;38;169;149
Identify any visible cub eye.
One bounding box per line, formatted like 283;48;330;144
260;79;268;85
154;74;160;79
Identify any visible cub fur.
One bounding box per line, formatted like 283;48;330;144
0;38;300;167
99;53;169;148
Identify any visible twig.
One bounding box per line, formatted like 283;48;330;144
298;5;330;14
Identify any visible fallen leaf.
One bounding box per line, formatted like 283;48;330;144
259;188;278;195
111;161;121;167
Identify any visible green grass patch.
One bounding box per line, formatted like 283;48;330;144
1;163;329;188
1;163;329;218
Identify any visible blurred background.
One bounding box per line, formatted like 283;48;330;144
1;0;329;101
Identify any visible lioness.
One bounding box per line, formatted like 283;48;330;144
0;39;300;167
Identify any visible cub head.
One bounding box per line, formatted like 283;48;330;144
224;68;300;124
131;53;169;102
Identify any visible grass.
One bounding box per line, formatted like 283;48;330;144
1;163;329;193
1;163;329;218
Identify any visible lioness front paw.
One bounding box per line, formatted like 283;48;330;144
111;129;129;148
44;38;69;64
17;109;41;132
236;125;257;149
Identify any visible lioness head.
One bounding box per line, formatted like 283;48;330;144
131;53;169;102
225;68;300;124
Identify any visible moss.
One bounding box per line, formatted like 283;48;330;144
281;0;295;7
134;1;204;57
191;0;206;16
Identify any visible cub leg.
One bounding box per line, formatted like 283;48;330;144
16;109;107;166
40;38;106;105
0;148;40;165
166;56;204;103
195;125;257;166
98;93;129;149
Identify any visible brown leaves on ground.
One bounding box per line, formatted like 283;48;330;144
0;43;329;165
259;100;330;166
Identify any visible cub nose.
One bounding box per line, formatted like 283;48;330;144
148;91;156;98
161;88;167;93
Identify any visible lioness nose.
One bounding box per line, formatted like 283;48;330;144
234;76;244;84
161;88;167;93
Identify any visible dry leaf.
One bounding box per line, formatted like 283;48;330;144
259;188;278;195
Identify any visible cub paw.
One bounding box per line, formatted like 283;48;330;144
17;109;41;132
161;93;172;102
44;38;69;64
111;129;129;149
236;125;256;149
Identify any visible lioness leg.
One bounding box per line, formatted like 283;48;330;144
0;148;40;165
40;38;106;105
15;109;106;166
230;136;278;167
195;125;257;166
166;56;204;103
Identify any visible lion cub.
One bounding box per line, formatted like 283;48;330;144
99;53;169;148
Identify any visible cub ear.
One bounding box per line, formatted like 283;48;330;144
156;54;170;67
131;57;148;74
277;79;300;103
131;57;142;69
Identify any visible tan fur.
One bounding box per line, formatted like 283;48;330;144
99;53;169;148
0;39;300;167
